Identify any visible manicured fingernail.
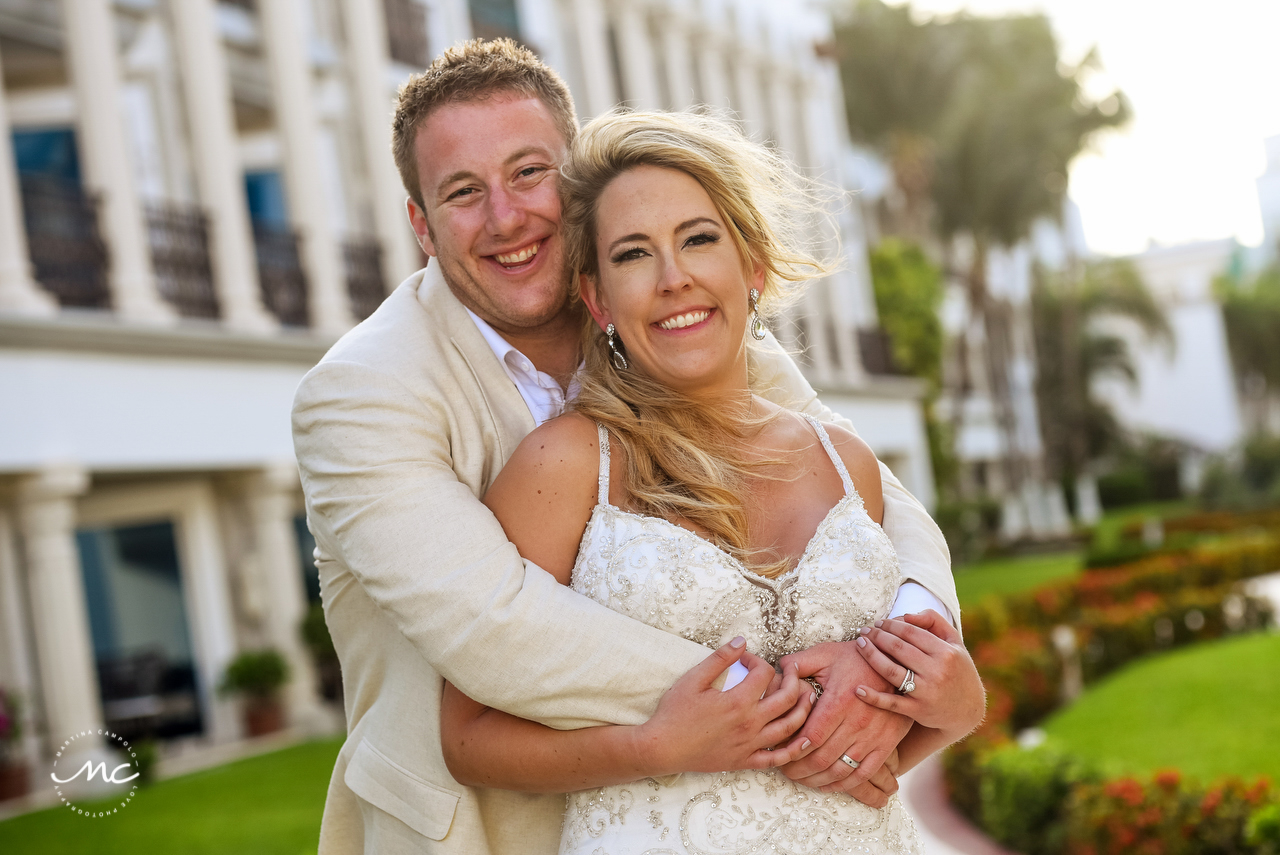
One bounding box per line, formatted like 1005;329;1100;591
874;620;884;627
730;636;745;648
859;626;871;635
810;691;817;704
856;637;867;648
855;687;867;698
801;739;811;750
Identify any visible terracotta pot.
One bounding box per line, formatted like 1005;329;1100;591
0;762;29;801
244;698;285;737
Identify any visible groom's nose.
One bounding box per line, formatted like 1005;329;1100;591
485;185;526;237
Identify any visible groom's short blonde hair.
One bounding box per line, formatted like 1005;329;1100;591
392;38;578;209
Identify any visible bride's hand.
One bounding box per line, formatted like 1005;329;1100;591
635;637;815;775
852;610;986;740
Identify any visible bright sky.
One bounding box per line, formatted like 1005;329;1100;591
890;0;1280;257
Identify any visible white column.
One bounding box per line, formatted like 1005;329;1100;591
570;0;619;117
169;0;276;332
695;36;732;113
248;464;325;730
0;510;40;766
258;0;354;335
0;44;56;317
16;465;103;747
730;54;768;140
61;0;173;324
611;2;662;111
657;12;695;110
339;0;421;285
768;72;803;164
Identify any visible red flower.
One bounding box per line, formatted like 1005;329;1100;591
1199;788;1222;817
1106;778;1146;808
1153;769;1180;793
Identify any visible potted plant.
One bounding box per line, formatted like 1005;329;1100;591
0;688;28;801
220;649;290;737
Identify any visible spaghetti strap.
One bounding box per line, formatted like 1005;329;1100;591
595;422;612;506
802;414;855;497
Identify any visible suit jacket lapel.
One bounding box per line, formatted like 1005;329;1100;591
416;265;536;463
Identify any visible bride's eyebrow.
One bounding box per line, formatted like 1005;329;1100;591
607;232;648;253
676;217;719;233
606;217;721;254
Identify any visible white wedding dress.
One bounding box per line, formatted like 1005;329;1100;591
558;416;924;855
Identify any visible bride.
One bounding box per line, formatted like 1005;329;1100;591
438;110;985;854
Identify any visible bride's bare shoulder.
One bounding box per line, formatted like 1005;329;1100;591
482;413;601;583
819;421;885;521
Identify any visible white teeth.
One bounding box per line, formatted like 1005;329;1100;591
658;310;710;330
495;243;539;265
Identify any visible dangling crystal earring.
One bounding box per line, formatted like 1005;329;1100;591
606;324;629;370
749;288;767;341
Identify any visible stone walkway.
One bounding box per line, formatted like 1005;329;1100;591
898;754;1019;855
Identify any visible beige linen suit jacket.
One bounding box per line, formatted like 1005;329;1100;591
291;268;960;855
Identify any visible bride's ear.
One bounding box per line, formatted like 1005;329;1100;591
578;272;611;332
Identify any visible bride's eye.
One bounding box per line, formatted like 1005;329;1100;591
611;246;648;264
685;232;719;248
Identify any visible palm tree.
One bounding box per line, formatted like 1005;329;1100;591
1216;264;1280;433
929;14;1131;501
1031;258;1173;512
833;1;964;240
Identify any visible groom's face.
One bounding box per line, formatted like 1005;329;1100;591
408;94;571;335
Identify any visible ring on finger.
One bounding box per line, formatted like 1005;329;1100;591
897;669;916;694
839;754;859;770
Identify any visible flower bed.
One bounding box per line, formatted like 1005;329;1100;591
946;531;1280;854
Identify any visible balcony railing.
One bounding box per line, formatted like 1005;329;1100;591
857;327;908;376
146;202;220;319
252;225;310;327
19;176;111;310
384;0;430;67
344;236;388;322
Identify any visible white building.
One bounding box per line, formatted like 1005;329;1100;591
1092;239;1244;464
1256;134;1280;262
0;0;931;781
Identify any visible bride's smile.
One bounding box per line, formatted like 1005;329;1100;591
580;164;765;399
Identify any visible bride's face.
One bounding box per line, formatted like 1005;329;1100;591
580;165;763;397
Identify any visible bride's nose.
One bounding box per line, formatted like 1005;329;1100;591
656;253;693;294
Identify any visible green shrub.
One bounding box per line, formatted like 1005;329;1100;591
220;649;289;700
1248;803;1280;855
132;739;159;786
979;744;1096;855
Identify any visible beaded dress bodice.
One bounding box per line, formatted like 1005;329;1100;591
559;415;923;855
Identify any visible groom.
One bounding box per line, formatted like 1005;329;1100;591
292;39;959;855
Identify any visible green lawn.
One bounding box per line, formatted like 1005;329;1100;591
0;736;343;855
954;551;1083;608
1042;632;1280;782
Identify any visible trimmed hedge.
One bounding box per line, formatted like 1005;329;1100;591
946;529;1280;853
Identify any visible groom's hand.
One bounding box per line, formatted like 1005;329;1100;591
775;641;912;806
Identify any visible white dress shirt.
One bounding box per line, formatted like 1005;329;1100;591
466;312;955;643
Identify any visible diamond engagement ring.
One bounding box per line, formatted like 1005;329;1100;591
898;669;916;694
840;754;859;770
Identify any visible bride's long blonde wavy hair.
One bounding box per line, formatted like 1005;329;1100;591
560;110;839;577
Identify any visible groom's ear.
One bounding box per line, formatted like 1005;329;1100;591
407;198;436;257
578;273;610;331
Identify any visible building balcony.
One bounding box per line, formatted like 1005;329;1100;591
252;224;310;327
19;176;111;310
343;236;388;322
383;0;430;67
857;327;908;377
146;202;220;320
